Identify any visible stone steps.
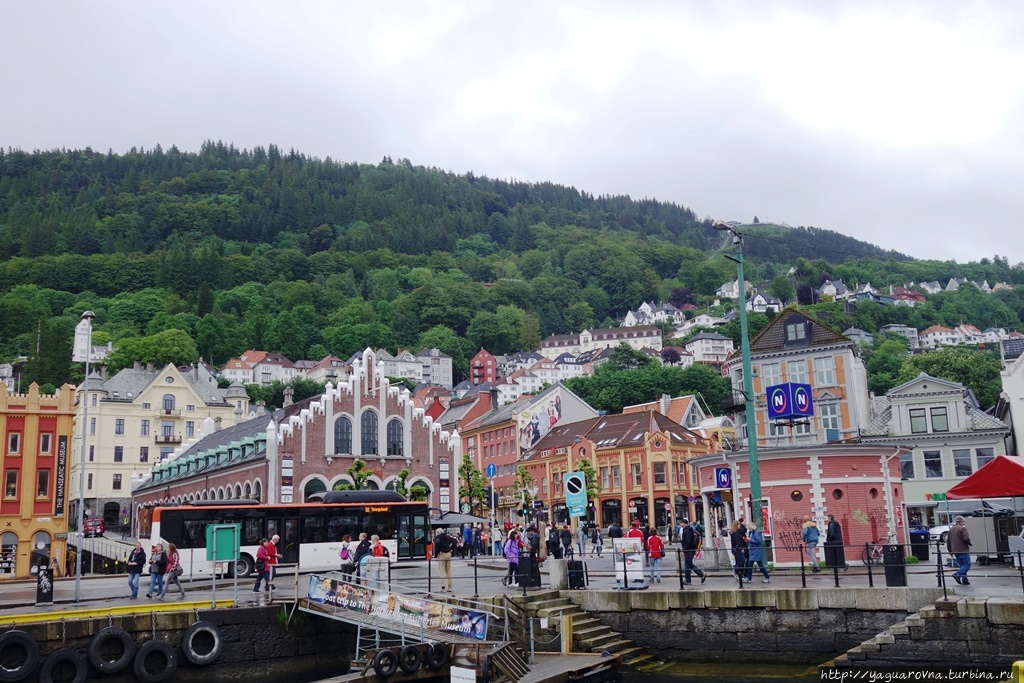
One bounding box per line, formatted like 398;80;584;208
590;638;634;655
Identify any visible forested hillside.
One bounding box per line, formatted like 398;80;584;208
2;143;1024;396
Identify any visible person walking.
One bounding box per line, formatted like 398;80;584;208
351;533;371;584
947;515;972;585
679;519;706;585
127;542;146;599
493;527;503;557
502;529;521;587
728;520;749;578
159;542;186;600
608;521;623;541
624;519;644;541
559;524;574;559
577;524;587;557
824;514;849;571
589;525;603;558
253;538;271;592
646;530;666;583
338;534;356;582
146;543;167;598
267;534;282;589
462;525;474;559
745;521;771;583
802;516;821;573
433;529;456;592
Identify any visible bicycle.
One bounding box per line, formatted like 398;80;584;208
861;534;896;566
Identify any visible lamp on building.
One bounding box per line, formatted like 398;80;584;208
712;221;763;529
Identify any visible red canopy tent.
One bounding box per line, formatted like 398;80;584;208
946;455;1024;499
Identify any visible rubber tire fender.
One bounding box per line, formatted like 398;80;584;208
0;630;39;682
88;625;136;674
180;621;223;666
372;649;399;679
398;645;422;674
38;647;87;683
425;642;450;669
133;640;178;683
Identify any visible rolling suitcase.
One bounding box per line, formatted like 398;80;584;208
567;559;588;589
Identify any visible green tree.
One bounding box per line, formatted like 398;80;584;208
347;458;372;490
864;336;909;395
575;456;600;523
767;275;795;303
458;454;487;515
513;465;535;517
896;346;1002;409
105;328;199;372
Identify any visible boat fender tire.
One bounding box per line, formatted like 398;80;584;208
398;645;422;674
425;642;449;669
372;649;399;678
133;640;178;683
88;625;136;674
0;630;39;682
181;622;223;666
38;647;87;683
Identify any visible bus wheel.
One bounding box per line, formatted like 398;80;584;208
233;555;254;578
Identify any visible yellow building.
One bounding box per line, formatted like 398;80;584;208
1;382;77;579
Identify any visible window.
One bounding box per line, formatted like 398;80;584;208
161;421;174;437
112;474;122;491
976;448;995;469
786;321;808;342
160;447;173;461
114;446;123;463
36;470;49;498
162;394;175;412
39;434;52;454
186;421;194;438
140;420;150;436
91;394;97;407
676;462;686;485
142;403;150;409
631;463;642;486
653;462;666;485
187;405;195;411
6;433;19;454
334;417;352;454
900;452;915;479
814;357;836;386
115;419;125;435
89;445;94;462
612;465;621;488
386;420;404;456
787;360;808;385
930;407;949;432
760;363;781;388
361;411;378;456
140;447;149;463
923;450;943;478
600;467;609;488
4;470;16;497
953;449;972;477
90;417;95;435
909;408;927;434
820;403;840;431
87;473;93;491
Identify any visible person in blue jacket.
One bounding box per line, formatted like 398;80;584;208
745;521;771;583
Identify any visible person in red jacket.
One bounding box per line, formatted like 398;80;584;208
646;532;666;583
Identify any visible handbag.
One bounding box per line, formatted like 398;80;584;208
173;565;183;578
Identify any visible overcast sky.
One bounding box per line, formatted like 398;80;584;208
2;2;1023;263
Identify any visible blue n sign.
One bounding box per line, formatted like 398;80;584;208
714;467;732;490
766;383;814;420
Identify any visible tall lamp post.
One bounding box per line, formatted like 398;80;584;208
71;310;95;603
712;221;763;530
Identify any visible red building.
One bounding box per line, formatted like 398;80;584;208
469;349;498;385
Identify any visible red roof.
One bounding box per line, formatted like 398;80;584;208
946;455;1024;498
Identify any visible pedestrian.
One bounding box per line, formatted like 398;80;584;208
577;524;587;556
680;519;706;585
589;525;603;558
608;521;623;540
473;526;483;557
502;529;520;587
339;534;356;581
559;524;573;559
146;542;167;598
646;530;665;583
728;520;748;578
159;542;186;600
802;516;821;572
351;533;371;584
625;519;644;540
527;525;541;586
127;541;146;599
823;514;848;571
745;521;770;583
947;515;972;585
253;538;271;592
547;526;560;559
433;528;456;592
267;534;282;590
462;525;474;559
493;527;503;557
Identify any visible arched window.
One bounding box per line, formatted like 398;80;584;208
162;394;175;412
304;479;327;501
234;484;242;498
244;483;252;499
387;420;404;456
363;479;379;490
334;416;352;454
253;481;262;503
361;411;378;456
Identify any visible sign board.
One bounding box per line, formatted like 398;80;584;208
714;467;732;490
664;503;672;512
612;538;645;587
564;471;588;518
486;463;497;478
54;436;67;516
461;502;472;514
766;383;814;421
205;524;241;562
450;666;477;683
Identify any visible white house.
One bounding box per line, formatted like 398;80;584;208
683;332;734;364
880;324;920;350
746;292;782;314
919;325;959;350
955;324;984;346
622;301;684;328
817;279;852;301
715;279;753;300
677;313;728;335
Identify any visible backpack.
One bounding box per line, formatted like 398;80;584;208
590;528;599;543
340;546;350;561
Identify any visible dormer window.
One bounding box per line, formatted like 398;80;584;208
784;315;811;347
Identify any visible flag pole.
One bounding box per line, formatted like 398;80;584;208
73;310;95;603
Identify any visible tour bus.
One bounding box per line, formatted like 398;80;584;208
142;491;430;578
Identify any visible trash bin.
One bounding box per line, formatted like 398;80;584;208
909;530;930;561
516;555;540;588
883;545;907;587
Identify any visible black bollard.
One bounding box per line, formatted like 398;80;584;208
1017;551;1023;599
799;543;806;588
473;554;478;598
427;551;432;593
936;541;947;601
677;548;685;590
621;549;629;590
866;543;874;588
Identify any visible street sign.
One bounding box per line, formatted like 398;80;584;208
664;502;672;512
714;467;732;490
564;471;588;518
486;463;497;478
766;382;815;420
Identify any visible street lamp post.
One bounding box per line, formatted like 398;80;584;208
72;310;95;603
712;221;763;530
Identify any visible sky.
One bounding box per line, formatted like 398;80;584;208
2;1;1023;263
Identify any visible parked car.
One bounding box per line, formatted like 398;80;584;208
929;525;950;544
969;502;1015;517
83;518;105;537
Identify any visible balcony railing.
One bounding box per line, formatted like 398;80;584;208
156;408;181;417
155;434;182;444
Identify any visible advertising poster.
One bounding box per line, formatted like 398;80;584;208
306;575;488;640
611;538;645;586
517;389;563;455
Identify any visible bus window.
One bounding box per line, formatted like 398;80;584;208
243;518;263;545
325;509;360;542
302;516;325;543
183;519;207;549
365;512;396;540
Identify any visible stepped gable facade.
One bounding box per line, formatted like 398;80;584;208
275;349;458;509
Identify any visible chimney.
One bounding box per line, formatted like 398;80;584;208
661;393;671;416
283;386;294;408
134;361;142;371
100;366;108;381
214;416;222;432
489;386;499;410
146;362;154;372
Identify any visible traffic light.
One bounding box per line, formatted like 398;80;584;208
483;486;493;507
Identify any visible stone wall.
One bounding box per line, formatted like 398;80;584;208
834;596;1024;669
17;605;353;682
566;587;945;664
